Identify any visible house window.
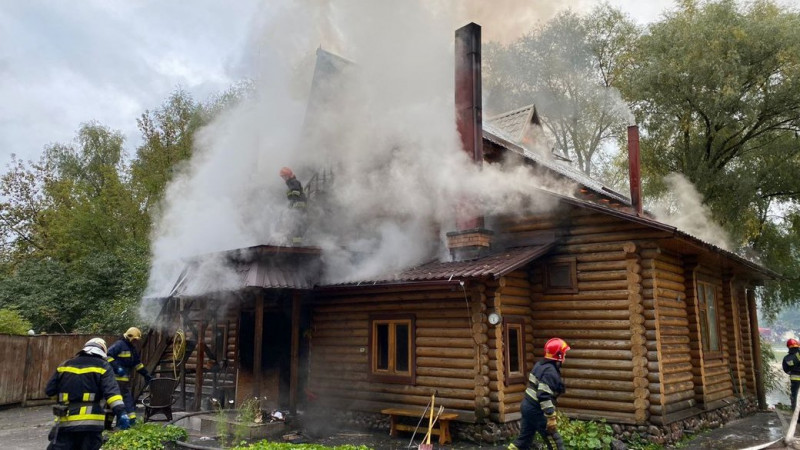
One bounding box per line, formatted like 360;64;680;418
504;317;526;384
369;315;415;384
697;281;720;353
544;259;577;293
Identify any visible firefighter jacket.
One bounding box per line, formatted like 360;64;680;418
783;348;800;381
44;351;125;432
285;177;307;209
107;336;148;382
524;359;566;416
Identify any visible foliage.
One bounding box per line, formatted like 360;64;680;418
104;423;187;450
483;4;639;177
624;432;663;450
533;413;614;449
761;336;785;395
621;0;800;313
0;307;32;335
231;442;370;450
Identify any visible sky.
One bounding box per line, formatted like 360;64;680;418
0;0;677;167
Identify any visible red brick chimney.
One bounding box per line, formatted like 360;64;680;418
627;125;643;217
447;22;493;260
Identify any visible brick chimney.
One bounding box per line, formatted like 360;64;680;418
447;22;493;261
627;125;643;217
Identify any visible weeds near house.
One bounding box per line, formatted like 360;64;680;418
103;423;187;449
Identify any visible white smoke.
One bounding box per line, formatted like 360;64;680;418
144;0;574;301
651;173;732;251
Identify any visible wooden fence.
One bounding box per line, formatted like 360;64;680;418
0;334;117;406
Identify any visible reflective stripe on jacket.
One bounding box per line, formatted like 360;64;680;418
107;336;145;381
44;353;124;432
524;359;565;416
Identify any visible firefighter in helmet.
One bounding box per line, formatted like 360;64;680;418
509;337;570;450
107;327;153;425
45;338;129;450
783;338;800;412
279;167;308;245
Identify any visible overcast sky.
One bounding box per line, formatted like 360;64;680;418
0;0;674;166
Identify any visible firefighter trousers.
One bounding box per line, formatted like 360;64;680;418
47;429;103;450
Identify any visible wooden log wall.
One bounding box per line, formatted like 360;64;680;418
683;264;735;408
641;247;695;424
736;285;757;395
486;269;534;423
723;276;746;397
308;285;481;423
511;209;673;425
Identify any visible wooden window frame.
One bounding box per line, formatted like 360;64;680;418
696;279;723;359
368;314;416;384
504;317;526;385
543;258;578;294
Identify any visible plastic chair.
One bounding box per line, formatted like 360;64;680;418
142;377;179;422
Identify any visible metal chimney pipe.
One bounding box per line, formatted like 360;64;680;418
627;125;643;217
455;23;483;165
455;23;484;230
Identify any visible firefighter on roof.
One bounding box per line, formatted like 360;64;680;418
45;337;129;450
279;166;308;245
508;337;570;450
783;338;800;413
107;327;153;426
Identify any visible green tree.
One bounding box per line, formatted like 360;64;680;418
0;308;32;335
623;0;800;314
131;90;205;216
483;5;639;176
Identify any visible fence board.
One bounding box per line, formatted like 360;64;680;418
0;335;26;404
0;334;117;406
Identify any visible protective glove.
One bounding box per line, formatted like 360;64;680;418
546;414;558;434
117;414;131;430
144;374;154;385
115;366;126;377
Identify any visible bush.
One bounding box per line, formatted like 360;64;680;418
0;308;32;335
231;442;371;450
104;423;187;450
537;413;613;449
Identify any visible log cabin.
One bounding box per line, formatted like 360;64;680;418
141;22;774;441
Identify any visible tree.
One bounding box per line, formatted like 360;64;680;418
483;5;639;176
0;308;32;335
622;0;800;315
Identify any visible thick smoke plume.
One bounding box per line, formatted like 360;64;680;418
651;173;732;251
143;0;576;301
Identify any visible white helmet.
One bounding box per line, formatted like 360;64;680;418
83;337;108;357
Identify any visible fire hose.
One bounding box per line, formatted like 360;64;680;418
173;329;187;378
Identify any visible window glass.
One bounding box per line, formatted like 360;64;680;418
705;285;720;351
395;324;409;372
376;323;389;370
508;326;521;373
548;264;571;288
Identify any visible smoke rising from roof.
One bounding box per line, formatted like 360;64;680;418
143;0;574;299
651;173;732;251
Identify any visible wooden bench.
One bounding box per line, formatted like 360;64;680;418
380;408;458;445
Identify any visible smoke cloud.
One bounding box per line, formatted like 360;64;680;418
143;0;575;301
651;173;732;251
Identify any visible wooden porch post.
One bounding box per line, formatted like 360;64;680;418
253;293;264;398
747;288;767;409
290;291;301;413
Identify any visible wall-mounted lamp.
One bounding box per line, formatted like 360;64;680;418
488;311;502;326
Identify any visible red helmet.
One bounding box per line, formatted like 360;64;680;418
788;339;800;348
279;167;294;179
544;337;570;362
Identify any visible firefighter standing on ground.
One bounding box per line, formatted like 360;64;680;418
45;338;130;450
107;327;153;425
783;338;800;412
509;337;570;450
279;167;307;245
